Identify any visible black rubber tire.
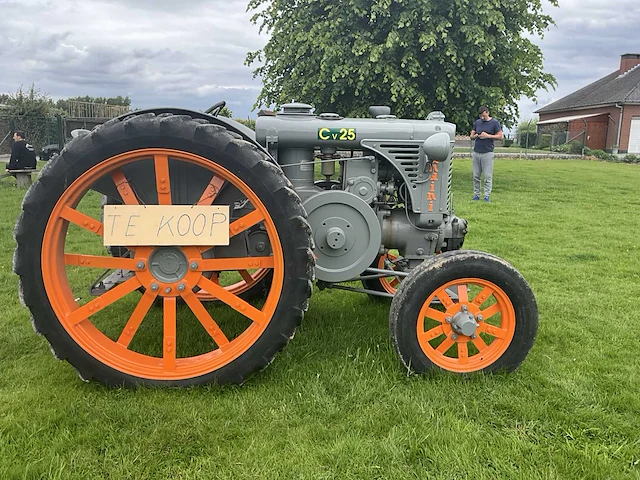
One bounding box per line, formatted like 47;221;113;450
14;113;315;387
389;250;538;374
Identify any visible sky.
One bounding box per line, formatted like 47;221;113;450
0;0;639;125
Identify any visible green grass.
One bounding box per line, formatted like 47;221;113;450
454;146;563;154
1;158;640;479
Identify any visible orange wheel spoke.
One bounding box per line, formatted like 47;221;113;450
457;284;469;304
198;174;225;205
435;288;454;309
472;334;488;352
117;288;158;348
111;169;140;205
163;297;177;371
179;288;230;348
229;210;264;238
65;253;138;270
435;336;455;354
198;256;274;271
60;206;104;236
389;278;400;288
198;276;267;326
154;154;172;205
480;303;501;321
419;325;445;342
472;286;494;306
67;277;141;325
457;342;469;364
424;307;448;323
478;323;509;340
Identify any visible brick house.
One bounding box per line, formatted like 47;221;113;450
535;54;640;153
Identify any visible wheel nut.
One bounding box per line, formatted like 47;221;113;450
177;283;186;292
164;287;172;294
476;314;484;322
446;316;452;323
471;334;477;339
137;261;145;270
451;334;458;340
461;305;468;312
150;283;159;291
190;262;199;270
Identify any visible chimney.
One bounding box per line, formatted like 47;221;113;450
620;54;640;74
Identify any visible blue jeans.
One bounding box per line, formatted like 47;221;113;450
472;151;494;197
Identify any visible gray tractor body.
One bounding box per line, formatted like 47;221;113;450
254;103;467;283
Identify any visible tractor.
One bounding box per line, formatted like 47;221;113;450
13;101;538;387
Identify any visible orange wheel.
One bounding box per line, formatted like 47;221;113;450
390;251;537;374
361;252;403;299
14;114;314;387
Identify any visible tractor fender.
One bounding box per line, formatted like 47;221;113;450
115;107;277;165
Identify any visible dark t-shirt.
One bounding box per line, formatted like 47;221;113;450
8;139;37;170
473;118;502;153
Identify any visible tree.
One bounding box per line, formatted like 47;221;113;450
246;0;557;128
55;95;131;112
0;85;62;151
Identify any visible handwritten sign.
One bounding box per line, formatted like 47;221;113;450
103;205;230;246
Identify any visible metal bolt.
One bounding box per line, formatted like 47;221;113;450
461;305;468;312
150;283;159;291
190;262;199;270
476;314;484;322
256;242;266;252
451;334;458;340
471;334;477;339
164;287;172;294
136;261;145;270
177;283;186;292
446;316;452;323
416;248;425;255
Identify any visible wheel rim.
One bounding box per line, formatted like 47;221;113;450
41;148;284;381
377;252;401;294
416;278;516;373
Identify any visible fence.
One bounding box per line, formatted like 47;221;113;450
0;115;63;156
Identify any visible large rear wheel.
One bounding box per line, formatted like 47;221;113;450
389;250;537;374
14;113;314;387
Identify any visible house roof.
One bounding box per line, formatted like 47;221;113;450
536;65;640;113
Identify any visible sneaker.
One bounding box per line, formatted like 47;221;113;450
472;195;480;201
484;196;490;202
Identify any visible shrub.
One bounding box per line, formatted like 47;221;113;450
623;154;640;163
519;132;537;148
538;134;552;149
590;149;616;161
503;138;514;147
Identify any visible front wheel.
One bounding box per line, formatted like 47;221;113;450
389;250;538;374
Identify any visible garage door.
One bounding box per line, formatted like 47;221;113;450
630;117;640;154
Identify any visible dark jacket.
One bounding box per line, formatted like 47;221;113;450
8;139;37;170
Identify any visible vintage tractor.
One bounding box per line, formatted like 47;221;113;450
13;101;537;387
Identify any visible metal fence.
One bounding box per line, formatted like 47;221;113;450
0;114;63;156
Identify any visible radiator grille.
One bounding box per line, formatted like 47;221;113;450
380;144;419;179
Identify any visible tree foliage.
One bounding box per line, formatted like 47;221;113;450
246;0;557;128
55;95;131;112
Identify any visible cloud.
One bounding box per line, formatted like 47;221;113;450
1;0;638;122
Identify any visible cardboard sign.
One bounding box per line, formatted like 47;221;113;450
103;205;230;246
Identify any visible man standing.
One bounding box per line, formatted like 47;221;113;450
470;106;502;202
7;131;37;171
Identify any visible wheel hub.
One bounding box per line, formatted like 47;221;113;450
451;308;479;336
149;247;189;283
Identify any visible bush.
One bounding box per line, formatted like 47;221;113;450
590;149;617;161
503;138;514;147
519;132;537;148
538;134;552;150
623;154;640;163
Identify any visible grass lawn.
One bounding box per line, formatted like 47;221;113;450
1;158;639;479
454;146;559;154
